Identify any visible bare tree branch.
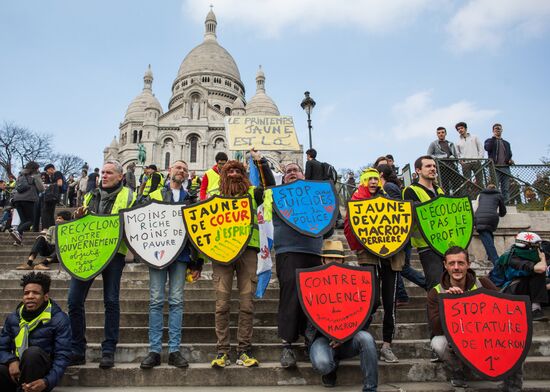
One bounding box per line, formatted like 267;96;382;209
55;154;85;176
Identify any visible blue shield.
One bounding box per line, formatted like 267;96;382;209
272;180;338;237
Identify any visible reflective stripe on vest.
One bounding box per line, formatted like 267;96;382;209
205;169;220;198
405;184;444;249
434;279;481;294
83;187;136;255
247;187;261;248
142;173;165;197
15;300;52;358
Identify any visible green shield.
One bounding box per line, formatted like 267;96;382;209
56;213;123;281
414;196;473;256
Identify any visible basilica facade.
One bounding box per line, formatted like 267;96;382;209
104;9;302;174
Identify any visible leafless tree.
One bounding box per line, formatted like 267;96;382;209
55;154;85;177
0;121;53;177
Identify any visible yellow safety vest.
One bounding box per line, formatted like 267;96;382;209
404;184;444;249
15;300;52;358
205;168;220;198
142;172;165;197
434;279;480;293
83;186;136;255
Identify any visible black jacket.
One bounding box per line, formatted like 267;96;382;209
305;159;324;181
475;188;506;232
484;137;512;165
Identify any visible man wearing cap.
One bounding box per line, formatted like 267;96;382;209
274;162;326;368
139;164;164;200
492;232;549;321
306;240;378;391
344;167;402;363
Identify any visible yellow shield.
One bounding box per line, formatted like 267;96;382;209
347;196;413;258
182;195;253;264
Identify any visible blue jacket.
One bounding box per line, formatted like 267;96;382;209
0;300;71;391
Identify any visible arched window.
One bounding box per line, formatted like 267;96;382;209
225;107;231;115
189;135;198;163
163;138;173;147
133;130;138;144
138;130;143;142
214;104;221;111
165;152;171;170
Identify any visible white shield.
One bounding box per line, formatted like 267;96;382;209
120;200;187;269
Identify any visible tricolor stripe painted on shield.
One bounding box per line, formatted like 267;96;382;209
56;213;123;281
297;263;376;342
119;200;187;269
439;288;532;380
182;195;253;264
272;179;338;237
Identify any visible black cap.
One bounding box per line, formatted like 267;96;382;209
146;164;158;171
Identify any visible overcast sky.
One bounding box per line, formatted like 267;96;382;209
1;0;549;172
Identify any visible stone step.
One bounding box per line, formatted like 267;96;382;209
58;357;550;387
66;337;550;364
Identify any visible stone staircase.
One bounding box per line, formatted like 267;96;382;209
1;229;550;391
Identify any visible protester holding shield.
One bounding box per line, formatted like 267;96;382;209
426;246;524;390
139;160;202;369
210;150;274;368
67;161;136;369
344;168;403;363
306;240;378;391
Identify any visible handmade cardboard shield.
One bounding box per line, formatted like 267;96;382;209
439;288;532;380
182;195;253;264
297;263;376;342
414;196;473;256
56;213;122;281
347;196;413;258
120;200;187;269
272;180;338;237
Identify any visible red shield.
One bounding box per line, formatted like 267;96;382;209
297;263;376;342
439;288;532;380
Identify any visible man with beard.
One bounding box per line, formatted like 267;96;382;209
68;161;136;369
210;150;274;368
274;162;325;368
140;160;202;369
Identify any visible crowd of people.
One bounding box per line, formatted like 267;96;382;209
0;121;549;391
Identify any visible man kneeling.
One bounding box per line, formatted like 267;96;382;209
0;272;71;392
306;240;378;391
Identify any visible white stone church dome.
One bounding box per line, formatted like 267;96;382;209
177;40;241;81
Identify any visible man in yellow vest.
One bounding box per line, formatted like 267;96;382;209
199;152;228;200
139;164;164;200
68;161;136;369
403;155;445;290
0;272;71;392
210;150;274;369
427;246;503;389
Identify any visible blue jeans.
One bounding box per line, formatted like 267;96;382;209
68;253;126;356
396;243;426;301
148;261;186;353
496;166;511;203
478;230;499;264
310;331;378;392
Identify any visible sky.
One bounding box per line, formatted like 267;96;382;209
1;0;550;173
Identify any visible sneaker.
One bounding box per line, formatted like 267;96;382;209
450;378;469;388
236;351;259;367
380;346;399;363
430;350;442;363
280;346;297;368
69;354;86;366
321;369;337;387
99;352;115;369
532;308;548;322
140;352;161;369
16;263;33;270
34;263;50;270
211;353;230;368
9;229;22;245
168;351;189;368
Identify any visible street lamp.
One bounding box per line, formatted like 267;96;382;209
300;91;316;150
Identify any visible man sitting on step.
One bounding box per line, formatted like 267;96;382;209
0;272;71;392
427;246;523;390
306;240;378;392
139;160;202;369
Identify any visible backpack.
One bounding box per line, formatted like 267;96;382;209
321;162;338;183
15;175;31;194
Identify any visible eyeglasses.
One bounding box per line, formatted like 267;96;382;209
285;168;300;174
494;127;502;130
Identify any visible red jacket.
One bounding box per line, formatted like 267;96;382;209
199;165;220;200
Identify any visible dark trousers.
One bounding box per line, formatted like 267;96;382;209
32;195;43;232
0;346;51;392
276;252;322;343
41;201;56;229
30;236;55;257
374;261;398;343
504;273;549;305
418;248;444;290
396;243;426;301
68;253;126;356
14;201;35;235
